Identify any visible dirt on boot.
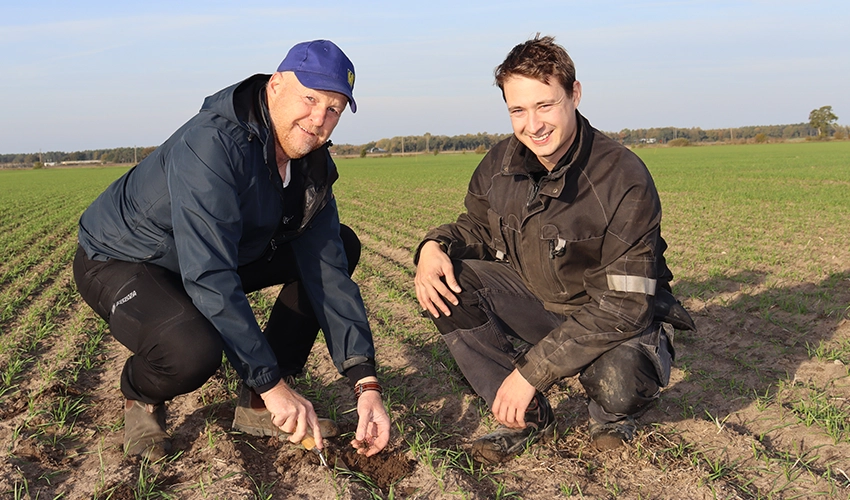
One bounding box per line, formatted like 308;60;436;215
589;417;636;451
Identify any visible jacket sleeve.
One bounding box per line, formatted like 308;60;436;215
167;125;281;390
516;181;662;391
415;161;497;264
290;196;376;375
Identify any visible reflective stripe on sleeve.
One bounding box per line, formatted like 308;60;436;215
607;275;657;296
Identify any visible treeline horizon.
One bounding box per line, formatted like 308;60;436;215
2;121;847;168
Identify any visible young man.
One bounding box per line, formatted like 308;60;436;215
74;40;390;460
414;35;694;464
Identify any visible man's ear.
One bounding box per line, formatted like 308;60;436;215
266;72;281;94
571;81;582;107
267;72;283;98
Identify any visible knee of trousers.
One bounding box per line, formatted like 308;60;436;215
339;224;361;276
579;343;662;416
177;343;223;386
142;325;224;398
429;259;489;334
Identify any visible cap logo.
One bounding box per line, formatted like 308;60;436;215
347;69;355;89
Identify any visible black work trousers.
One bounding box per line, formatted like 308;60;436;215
429;259;673;425
72;226;361;405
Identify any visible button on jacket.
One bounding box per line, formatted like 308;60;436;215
418;111;673;391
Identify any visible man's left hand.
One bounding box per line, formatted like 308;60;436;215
350;389;391;456
492;369;536;429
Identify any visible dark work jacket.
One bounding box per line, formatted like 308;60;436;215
78;74;375;390
418;111;674;392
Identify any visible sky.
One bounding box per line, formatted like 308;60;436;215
1;1;848;154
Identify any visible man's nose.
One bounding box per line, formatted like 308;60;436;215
526;111;544;135
310;107;326;127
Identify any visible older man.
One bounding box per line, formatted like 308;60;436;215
74;40;390;460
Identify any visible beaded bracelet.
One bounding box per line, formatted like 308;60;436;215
353;381;383;399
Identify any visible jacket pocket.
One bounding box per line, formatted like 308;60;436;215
487;209;508;262
636;322;675;387
540;224;568;296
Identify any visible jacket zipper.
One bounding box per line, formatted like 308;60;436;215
266;238;278;261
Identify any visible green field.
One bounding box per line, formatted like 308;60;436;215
333;141;850;284
1;141;849;498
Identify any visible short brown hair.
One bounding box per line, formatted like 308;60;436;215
494;34;576;98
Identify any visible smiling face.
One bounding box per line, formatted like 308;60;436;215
266;71;348;160
503;75;582;171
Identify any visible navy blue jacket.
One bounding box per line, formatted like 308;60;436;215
78;74;374;390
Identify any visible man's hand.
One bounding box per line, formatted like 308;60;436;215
492;369;537;429
350;378;391;456
414;240;461;317
260;379;324;449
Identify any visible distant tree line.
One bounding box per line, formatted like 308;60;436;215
330;132;514;156
0;146;157;169
3;116;846;169
330;120;846;156
614;106;843;145
611;122;847;146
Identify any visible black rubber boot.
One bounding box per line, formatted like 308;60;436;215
124;400;171;460
471;392;556;465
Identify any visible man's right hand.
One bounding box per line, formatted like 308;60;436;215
414;240;461;318
260;379;323;450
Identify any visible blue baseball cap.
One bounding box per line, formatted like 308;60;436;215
277;40;357;113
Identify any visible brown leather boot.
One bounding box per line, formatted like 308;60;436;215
589;416;636;451
231;384;339;438
124;400;171;460
471;392;557;465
